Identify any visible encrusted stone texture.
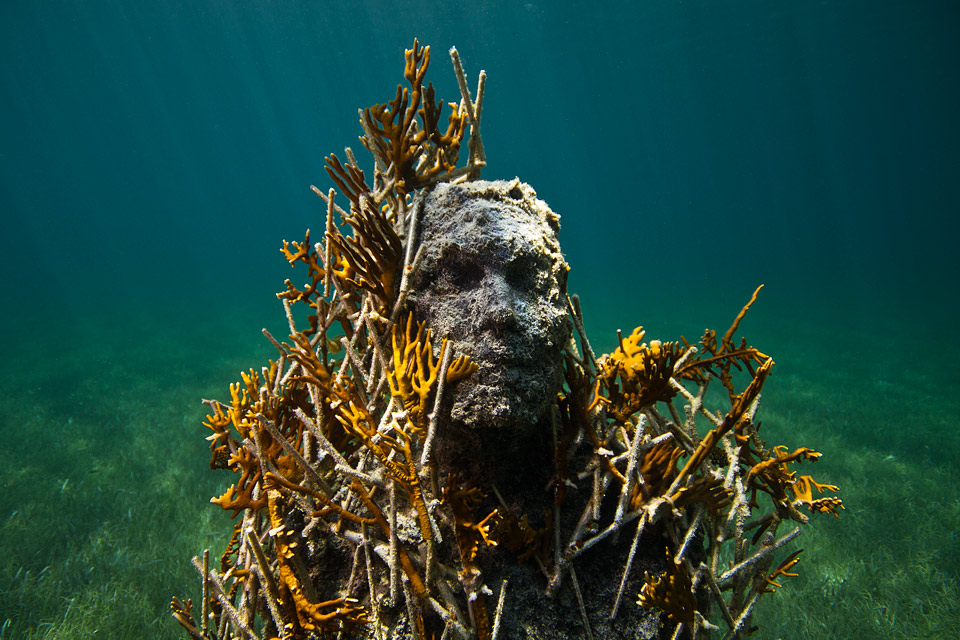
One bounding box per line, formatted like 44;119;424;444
408;179;571;437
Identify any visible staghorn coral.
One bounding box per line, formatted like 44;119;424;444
174;41;842;640
536;289;843;638
360;38;469;197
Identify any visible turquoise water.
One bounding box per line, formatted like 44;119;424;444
1;1;958;638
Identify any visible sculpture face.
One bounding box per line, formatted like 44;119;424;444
408;180;570;434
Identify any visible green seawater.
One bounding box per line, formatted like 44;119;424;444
2;1;958;638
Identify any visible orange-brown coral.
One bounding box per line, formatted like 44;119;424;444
762;549;803;594
675;284;771;401
267;491;369;634
638;556;698;625
325;194;403;307
792;475;844;517
387;312;477;430
590;327;687;424
360;38;468;196
442;474;499;640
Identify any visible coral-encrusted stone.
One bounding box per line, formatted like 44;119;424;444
409;179;571;438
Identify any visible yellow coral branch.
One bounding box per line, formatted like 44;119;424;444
637;554;697;624
762;549;802;593
590;327;686;423
267;492;369;633
360;38;468;196
387;312;475;431
791;475;844;517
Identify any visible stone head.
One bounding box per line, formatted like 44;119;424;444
408;180;570;436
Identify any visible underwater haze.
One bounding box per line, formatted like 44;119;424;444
1;1;958;638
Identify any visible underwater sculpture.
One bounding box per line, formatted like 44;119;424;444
172;40;843;640
406;179;571;496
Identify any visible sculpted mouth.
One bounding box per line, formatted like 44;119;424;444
467;348;541;379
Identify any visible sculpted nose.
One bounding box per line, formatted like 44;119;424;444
479;273;520;332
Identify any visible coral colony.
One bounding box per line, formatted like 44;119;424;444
172;41;843;640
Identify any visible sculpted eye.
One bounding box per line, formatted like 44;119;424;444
436;246;483;291
505;254;539;291
451;258;483;289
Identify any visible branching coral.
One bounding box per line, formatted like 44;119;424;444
174;41;491;640
360;38;469;197
267;491;368;635
325;194;403;308
638;555;697;626
590;327;686;424
443;474;500;640
675;284;771;402
174;41;841;640
542;288;842;638
387;312;477;431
